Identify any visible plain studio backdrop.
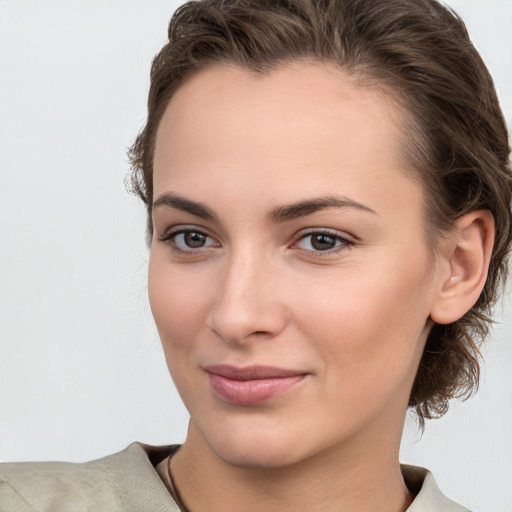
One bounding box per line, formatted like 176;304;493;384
0;1;511;511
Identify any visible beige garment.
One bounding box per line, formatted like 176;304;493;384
0;443;470;511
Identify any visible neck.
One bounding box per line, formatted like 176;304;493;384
170;419;413;512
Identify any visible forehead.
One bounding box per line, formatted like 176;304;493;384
153;62;418;210
157;63;403;150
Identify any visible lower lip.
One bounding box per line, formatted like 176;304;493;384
207;373;306;405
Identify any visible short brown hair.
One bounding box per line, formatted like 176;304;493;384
128;0;512;426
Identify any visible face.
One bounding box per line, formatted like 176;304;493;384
149;63;444;469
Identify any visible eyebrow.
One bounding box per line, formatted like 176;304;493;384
153;193;218;221
152;192;377;222
268;195;377;222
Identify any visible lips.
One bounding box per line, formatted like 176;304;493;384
204;364;308;405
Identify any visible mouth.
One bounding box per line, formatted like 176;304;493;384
203;364;308;405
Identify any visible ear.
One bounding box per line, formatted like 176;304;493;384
429;210;495;325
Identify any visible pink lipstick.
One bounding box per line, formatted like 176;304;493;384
204;365;307;405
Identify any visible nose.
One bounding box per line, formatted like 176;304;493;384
206;249;289;346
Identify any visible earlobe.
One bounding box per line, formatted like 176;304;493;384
430;210;495;325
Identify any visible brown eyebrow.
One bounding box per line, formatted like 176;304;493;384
152;192;376;223
268;195;377;222
153;193;218;221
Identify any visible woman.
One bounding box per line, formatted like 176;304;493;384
1;0;511;510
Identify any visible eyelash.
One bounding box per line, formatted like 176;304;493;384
158;226;354;257
159;227;218;255
292;229;354;257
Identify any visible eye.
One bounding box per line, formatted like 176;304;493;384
159;227;219;253
293;230;353;253
175;231;209;249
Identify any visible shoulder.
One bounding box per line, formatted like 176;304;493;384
402;465;471;512
0;443;181;512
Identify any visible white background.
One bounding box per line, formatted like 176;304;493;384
0;1;511;511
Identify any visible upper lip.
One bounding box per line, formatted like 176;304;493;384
203;364;307;381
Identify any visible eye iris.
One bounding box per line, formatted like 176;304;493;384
311;234;336;251
184;231;206;248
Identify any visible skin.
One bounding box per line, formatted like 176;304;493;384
148;63;492;511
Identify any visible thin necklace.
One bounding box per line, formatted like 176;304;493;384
167;455;192;512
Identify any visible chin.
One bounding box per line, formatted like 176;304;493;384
200;419;312;470
213;439;302;469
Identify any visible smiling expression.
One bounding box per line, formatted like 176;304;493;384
148;63;445;468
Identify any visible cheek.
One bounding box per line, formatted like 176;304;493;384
147;252;210;353
292;255;433;382
147;252;219;406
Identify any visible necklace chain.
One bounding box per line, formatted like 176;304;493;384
167;454;192;512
